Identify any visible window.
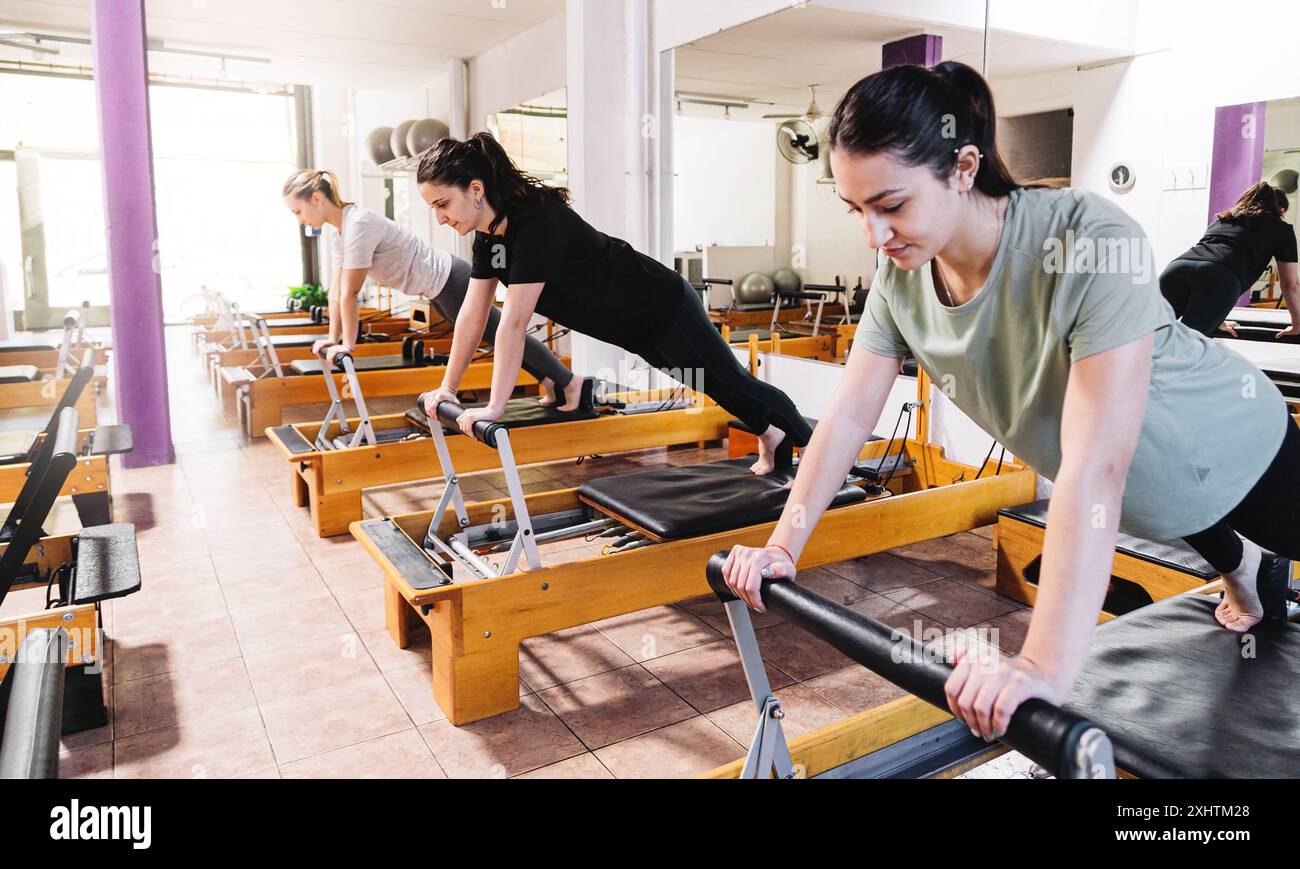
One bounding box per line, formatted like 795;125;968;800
0;71;302;326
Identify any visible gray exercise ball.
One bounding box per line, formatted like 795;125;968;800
407;118;451;158
391;120;417;159
772;269;802;296
367;127;395;165
1271;169;1299;195
738;271;776;306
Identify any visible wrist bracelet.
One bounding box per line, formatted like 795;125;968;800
768;543;796;564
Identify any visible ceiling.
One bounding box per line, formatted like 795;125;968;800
0;0;566;90
673;4;1126;122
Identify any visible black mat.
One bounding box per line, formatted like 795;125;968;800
1228;307;1291;327
261;317;317;329
1000;500;1217;578
579;457;867;540
0;365;38;384
0;430;37;464
267;334;328;348
1066;594;1300;778
404;396;601;432
290;355;421;375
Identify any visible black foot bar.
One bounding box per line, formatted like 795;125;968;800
705;551;1115;779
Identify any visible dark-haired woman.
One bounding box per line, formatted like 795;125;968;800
1160;181;1300;337
280;168;576;405
414;134;813;475
719;61;1300;742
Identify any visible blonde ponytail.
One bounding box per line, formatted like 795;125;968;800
282;169;352;208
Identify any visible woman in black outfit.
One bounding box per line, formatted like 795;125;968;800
414;133;813;475
1160;181;1300;337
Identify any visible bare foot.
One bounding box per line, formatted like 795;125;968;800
750;426;786;475
1217;540;1265;633
537;378;557;407
556;377;585;412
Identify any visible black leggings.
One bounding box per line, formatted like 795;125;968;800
637;282;813;449
1159;259;1245;337
1182;416;1300;571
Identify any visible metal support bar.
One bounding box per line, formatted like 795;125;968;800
723;598;795;779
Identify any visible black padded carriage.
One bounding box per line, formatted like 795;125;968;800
0;365;39;384
259;317;318;330
999;500;1217;579
1218;307;1300;344
267;333;329;349
1216;339;1300;398
404;395;600;434
579;457;868;540
0;431;39;465
289;354;447;375
1066;593;1300;777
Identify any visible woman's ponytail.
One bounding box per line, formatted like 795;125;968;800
282;169;352;208
417;132;569;233
828;61;1020;197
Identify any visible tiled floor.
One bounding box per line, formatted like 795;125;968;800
12;324;1033;779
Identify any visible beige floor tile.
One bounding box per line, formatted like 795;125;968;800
280;729;445;779
259;672;412;764
593;716;744;779
536;664;696;749
416;695;585;779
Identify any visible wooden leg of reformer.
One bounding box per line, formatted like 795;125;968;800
385;577;415;649
292;467;309;508
425;596;522;725
312;488;362;538
244;395;281;440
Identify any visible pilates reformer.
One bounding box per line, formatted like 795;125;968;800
232;331;561;438
702;549;1299;779
0;358;132;528
1217;306;1300;343
269;349;729;536
0;406;143;754
351;392;1034;725
1217;338;1300;401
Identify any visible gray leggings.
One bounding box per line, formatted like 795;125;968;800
430;257;574;390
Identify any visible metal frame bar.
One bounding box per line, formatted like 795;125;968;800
313;354;375;451
722;598;795;779
420;408;546;580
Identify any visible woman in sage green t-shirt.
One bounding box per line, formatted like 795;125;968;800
720;61;1300;743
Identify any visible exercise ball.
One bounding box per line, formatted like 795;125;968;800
772;269;802;296
391;120;417;159
367;127;395;165
407;118;451;158
737;272;776;306
1271;169;1299;195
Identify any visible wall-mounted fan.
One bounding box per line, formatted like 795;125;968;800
776;116;834;184
777;118;819;165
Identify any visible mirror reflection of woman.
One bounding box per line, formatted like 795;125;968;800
1160;181;1300;338
281;169;578;407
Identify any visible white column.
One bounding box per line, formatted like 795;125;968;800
565;0;648;382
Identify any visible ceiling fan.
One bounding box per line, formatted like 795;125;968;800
764;85;823;121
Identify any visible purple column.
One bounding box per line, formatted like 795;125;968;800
90;0;174;467
882;34;943;69
1207;102;1267;306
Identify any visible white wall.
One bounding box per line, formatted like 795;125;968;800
992;0;1300;271
469;13;567;129
673;116;776;251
